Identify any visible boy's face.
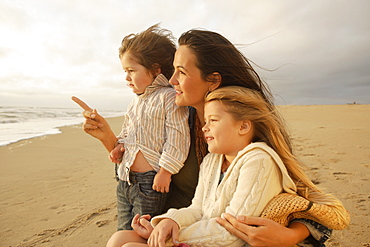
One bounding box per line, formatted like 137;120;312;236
203;101;244;157
120;53;154;94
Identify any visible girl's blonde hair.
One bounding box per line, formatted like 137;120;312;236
205;86;347;221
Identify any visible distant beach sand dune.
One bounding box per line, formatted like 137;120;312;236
0;105;369;247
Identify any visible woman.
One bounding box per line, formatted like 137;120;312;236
83;29;332;246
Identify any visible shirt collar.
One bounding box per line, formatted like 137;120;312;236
139;73;172;97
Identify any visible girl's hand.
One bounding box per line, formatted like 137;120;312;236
132;214;153;240
216;213;309;247
147;219;180;247
109;143;125;163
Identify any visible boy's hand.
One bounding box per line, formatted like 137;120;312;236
152;168;171;193
109;143;125;163
71;96;111;140
71;96;93;112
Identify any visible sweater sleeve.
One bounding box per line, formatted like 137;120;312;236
151;153;209;228
171;153;284;246
158;90;190;174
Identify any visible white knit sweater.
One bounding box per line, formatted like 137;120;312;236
151;142;297;246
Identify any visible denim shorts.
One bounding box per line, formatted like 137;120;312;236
116;170;168;231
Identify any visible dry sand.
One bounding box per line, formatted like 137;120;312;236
0;105;369;247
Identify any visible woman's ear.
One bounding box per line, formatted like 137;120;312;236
207;72;222;91
239;120;252;135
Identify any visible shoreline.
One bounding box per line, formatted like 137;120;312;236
0;106;369;246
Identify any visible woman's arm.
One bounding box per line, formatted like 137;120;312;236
216;214;309;247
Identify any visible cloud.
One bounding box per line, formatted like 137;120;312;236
0;0;369;109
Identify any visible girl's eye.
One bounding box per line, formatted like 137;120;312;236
179;70;186;75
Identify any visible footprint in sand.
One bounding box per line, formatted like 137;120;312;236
328;158;340;163
302;153;315;156
18;202;117;246
333;172;353;175
356;196;369;211
333;172;353;181
95;220;109;227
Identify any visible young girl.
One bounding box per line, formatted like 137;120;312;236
112;86;348;247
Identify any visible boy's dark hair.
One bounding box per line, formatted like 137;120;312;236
119;24;176;80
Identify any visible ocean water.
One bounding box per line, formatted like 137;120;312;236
0;106;124;147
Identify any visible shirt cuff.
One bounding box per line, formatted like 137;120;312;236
292;218;332;247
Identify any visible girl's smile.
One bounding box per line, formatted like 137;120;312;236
203;101;247;158
204;136;214;142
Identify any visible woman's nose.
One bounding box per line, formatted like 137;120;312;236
169;74;178;85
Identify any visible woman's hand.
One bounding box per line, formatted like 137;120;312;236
147;218;180;247
216;213;309;247
132;214;154;240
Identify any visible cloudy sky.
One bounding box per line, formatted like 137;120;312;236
1;0;369;110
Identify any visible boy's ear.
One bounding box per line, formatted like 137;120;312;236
239;120;252;135
207;72;221;91
152;63;161;77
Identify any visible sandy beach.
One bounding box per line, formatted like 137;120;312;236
1;105;369;247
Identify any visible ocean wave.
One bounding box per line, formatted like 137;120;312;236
0;106;124;146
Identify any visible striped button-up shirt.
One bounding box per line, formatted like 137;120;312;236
117;74;190;181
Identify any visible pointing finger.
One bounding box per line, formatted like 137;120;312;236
71;96;93;111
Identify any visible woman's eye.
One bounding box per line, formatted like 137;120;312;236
179;71;186;75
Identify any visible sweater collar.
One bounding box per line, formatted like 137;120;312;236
227;142;297;194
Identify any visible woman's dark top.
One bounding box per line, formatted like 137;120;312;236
163;107;200;211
